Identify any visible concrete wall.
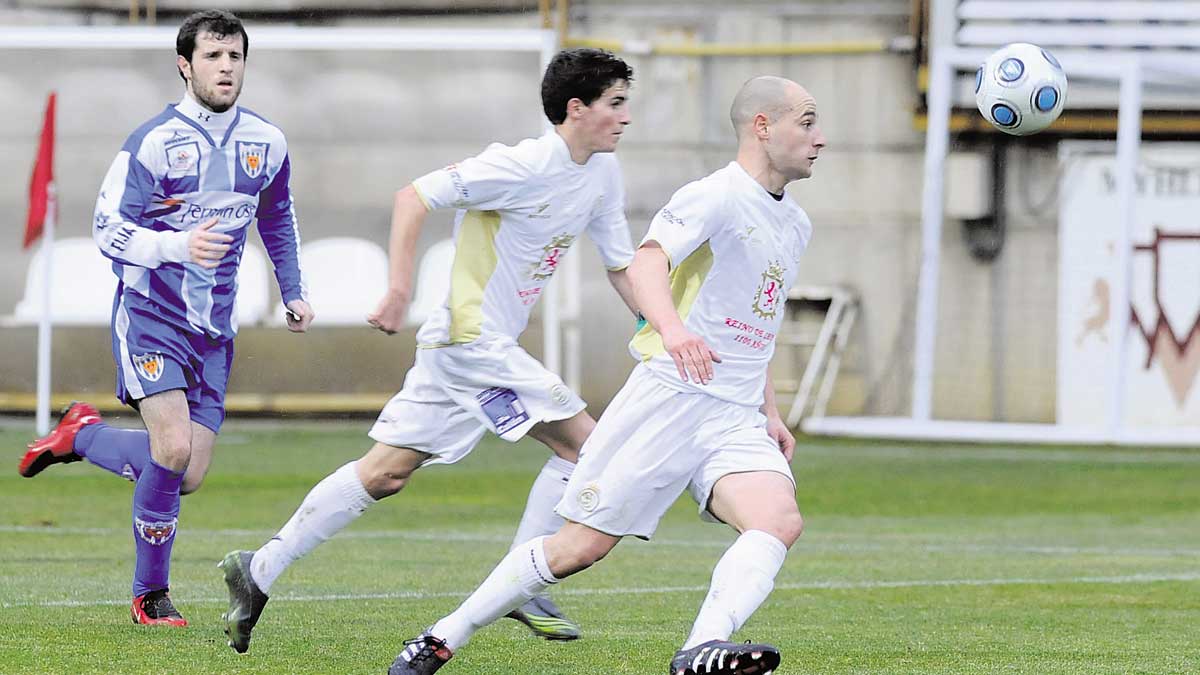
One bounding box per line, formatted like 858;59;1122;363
0;1;1064;422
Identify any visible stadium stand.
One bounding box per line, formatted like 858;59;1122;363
406;237;454;327
269;237;388;326
5;237;117;325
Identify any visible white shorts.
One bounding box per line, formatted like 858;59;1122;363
556;364;795;539
368;338;586;466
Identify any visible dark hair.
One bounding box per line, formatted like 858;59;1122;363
176;10;248;83
541;48;634;125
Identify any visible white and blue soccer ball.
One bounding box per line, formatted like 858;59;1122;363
974;43;1068;136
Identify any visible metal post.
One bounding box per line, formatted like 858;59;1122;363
911;45;953;421
1108;57;1142;441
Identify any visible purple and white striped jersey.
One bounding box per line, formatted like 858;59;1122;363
93;94;305;340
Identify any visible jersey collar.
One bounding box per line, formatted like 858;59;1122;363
174;93;239;147
546;129;587;172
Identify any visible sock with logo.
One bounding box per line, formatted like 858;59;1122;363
131;459;185;596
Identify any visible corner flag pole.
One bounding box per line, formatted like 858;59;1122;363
35;186;56;435
25;92;57;435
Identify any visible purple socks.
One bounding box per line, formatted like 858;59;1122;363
73;423;151;481
131;459;184;596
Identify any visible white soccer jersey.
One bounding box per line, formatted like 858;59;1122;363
411;130;633;346
630;161;813;406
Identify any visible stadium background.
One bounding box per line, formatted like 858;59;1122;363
0;4;1197;675
1;0;1028;424
2;0;1198;434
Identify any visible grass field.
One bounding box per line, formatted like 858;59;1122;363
0;417;1197;674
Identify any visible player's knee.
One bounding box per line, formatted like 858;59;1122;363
566;535;615;572
546;530;615;577
772;511;805;548
180;476;204;495
153;440;191;472
359;463;414;499
553;445;580;463
357;447;422;499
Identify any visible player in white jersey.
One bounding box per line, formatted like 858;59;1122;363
218;48;639;653
387;76;825;675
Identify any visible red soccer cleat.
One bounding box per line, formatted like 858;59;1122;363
131;589;188;627
17;402;101;478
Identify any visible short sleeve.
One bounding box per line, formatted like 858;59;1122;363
640;178;725;268
412;143;529;212
586;167;634;271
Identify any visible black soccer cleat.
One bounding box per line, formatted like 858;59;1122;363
505;595;582;641
388;632;453;675
218;550;270;653
669;639;781;675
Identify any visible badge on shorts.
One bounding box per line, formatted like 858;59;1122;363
577;484;600;512
476;387;529;435
132;352;165;382
550;383;571;406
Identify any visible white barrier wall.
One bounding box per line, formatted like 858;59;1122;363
1059;142;1200;428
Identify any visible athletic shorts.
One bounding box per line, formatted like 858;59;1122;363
111;291;233;433
555;363;794;539
368;337;586;466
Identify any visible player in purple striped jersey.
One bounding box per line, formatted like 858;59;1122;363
17;9;313;627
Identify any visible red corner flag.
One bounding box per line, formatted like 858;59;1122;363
24;92;56;250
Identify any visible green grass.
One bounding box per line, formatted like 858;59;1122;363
0;420;1197;674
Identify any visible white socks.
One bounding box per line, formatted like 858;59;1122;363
682;529;788;650
247;453;572;597
510;455;574;549
431;535;558;651
250;461;377;594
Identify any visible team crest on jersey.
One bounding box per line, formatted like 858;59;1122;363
529;234;576;280
135;516;177;545
237;141;268;179
132;352;165;382
751;260;786;319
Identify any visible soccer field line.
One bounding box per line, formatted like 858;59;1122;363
794;444;1200;464
3;571;1198;609
1;524;1197;557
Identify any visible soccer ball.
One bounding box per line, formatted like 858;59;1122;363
974;43;1068;136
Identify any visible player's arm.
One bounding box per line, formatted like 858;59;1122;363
93;149;231;269
605;268;639;317
762;372;795;461
589;163;638;317
366;185;429;335
628;242;721;385
256;153;312;332
368;145;527;335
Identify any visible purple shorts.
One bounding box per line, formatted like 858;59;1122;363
110;291;234;433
